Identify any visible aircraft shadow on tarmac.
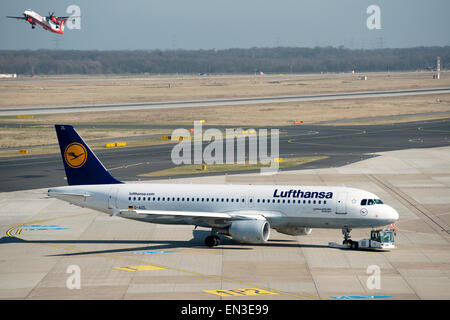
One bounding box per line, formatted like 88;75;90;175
0;230;328;256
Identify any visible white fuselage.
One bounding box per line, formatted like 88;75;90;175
48;183;399;231
23;10;64;34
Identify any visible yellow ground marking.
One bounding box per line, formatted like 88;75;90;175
5;213;319;300
204;288;278;297
113;265;165;272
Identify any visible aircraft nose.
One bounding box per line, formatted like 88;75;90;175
386;205;399;223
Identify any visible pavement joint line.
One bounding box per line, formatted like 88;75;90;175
367;174;450;239
36;239;320;300
297;242;322;300
386;231;423;299
5;217;319;300
398;212;450;223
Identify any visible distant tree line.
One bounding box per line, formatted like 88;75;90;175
0;46;448;75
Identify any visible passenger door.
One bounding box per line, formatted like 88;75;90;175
108;187;119;209
336;192;347;214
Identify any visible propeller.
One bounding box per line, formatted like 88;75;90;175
47;11;58;23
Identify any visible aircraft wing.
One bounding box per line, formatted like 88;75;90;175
58;16;81;21
6;16;27;20
119;209;278;227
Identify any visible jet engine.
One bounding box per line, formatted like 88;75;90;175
275;226;312;236
218;216;270;244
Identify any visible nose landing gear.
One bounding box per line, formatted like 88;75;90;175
342;228;358;249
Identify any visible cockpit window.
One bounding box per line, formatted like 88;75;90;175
361;198;383;206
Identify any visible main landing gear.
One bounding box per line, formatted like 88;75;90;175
342;227;358;249
205;229;221;247
205;235;221;247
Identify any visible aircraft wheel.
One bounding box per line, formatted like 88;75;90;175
350;241;358;249
213;236;221;246
205;235;216;247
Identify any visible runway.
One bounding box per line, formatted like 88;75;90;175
0;118;449;192
1;87;449;116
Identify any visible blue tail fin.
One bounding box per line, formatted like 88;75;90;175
55;124;122;185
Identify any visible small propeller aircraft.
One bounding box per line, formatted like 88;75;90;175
6;9;79;34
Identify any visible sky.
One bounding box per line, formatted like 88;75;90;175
1;0;449;50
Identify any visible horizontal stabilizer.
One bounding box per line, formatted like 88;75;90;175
48;190;91;198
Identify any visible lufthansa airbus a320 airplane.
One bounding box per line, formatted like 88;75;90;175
48;125;399;247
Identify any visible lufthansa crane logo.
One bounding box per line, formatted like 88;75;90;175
64;143;87;168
